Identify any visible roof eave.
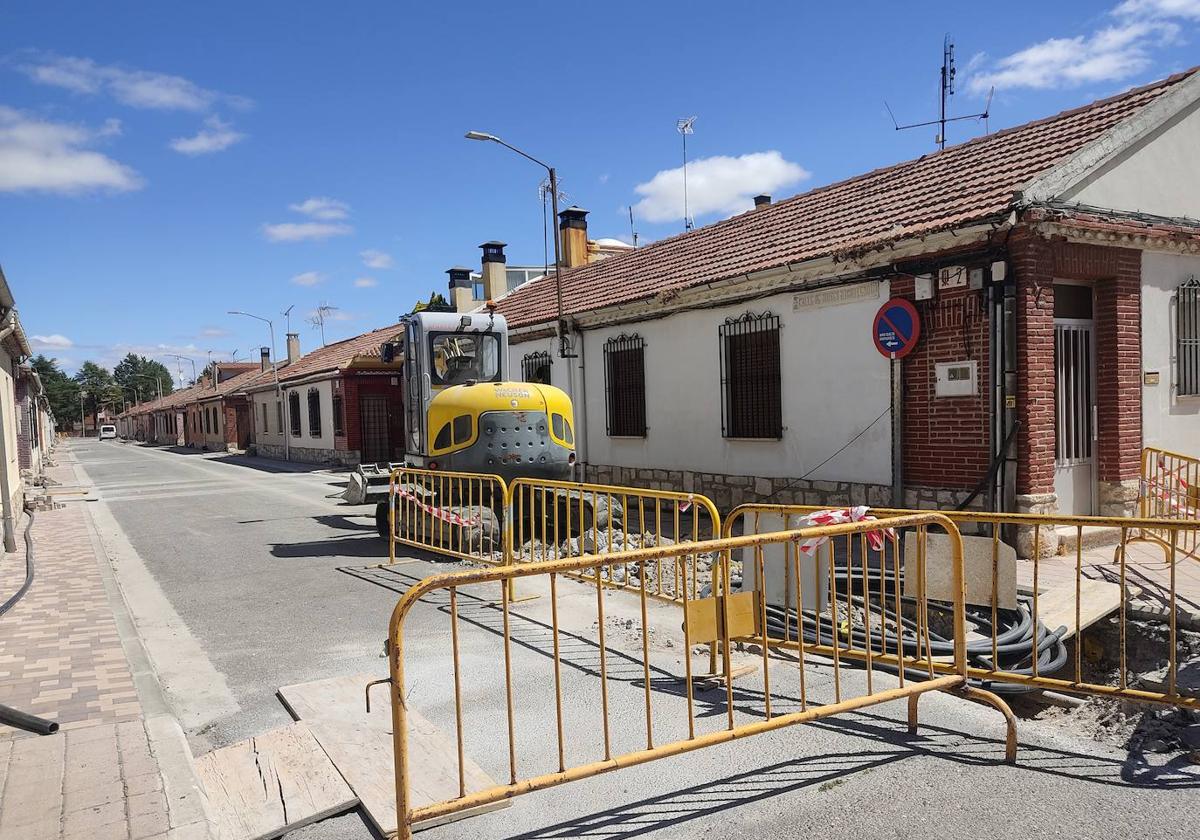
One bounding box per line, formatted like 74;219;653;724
1019;68;1200;205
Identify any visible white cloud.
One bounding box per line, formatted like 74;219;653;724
291;271;324;286
353;277;378;288
19;54;251;112
169;115;244;155
632;151;809;224
197;327;228;338
290;197;349;220
1114;0;1200;19
31;333;73;349
263;222;352;242
360;249;394;269
968;0;1197;94
0;106;142;194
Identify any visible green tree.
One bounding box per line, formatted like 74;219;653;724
410;292;453;314
74;361;114;432
114;353;175;403
30;355;80;425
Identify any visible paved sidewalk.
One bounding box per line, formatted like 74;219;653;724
0;445;214;839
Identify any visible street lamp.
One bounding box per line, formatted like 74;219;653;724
79;390;87;438
228;310;289;461
165;354;198;387
465;131;570;358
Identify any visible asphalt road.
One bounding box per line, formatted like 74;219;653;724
69;439;1199;840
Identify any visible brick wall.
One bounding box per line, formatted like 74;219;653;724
892;276;992;490
1010;229;1056;497
1088;249;1142;484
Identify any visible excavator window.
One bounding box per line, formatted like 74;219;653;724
433;422;452;451
551;414;575;446
429;332;501;387
452;414;472;445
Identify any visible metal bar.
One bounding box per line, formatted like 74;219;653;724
404;675;966;831
448;587;466;798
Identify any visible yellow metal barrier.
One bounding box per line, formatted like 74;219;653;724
1134;446;1200;560
386;514;1017;838
387;468;509;567
506;477;722;604
726;503;1200;712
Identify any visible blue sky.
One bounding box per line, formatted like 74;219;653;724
5;0;1199;381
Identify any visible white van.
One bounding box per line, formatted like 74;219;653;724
99;425;117;440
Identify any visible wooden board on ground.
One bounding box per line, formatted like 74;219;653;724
905;533;1018;610
278;673;508;835
1021;577;1122;641
194;721;356;840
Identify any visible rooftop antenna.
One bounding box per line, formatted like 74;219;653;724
539;176;569;274
676;116;697;230
628;205;638;248
884;35;992;150
282;304;295;334
308;303;338;346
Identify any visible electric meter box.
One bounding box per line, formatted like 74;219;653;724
934;360;977;397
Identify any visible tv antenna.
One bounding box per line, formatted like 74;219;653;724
628;205;638;248
884;35;992;150
676;116;697;230
281;304;295;334
308;303;338;346
539;176;569;275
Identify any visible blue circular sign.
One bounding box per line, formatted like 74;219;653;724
872;298;921;359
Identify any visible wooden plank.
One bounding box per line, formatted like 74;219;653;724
905;533;1018;610
278;673;508;836
1023;577;1122;641
194;722;355;840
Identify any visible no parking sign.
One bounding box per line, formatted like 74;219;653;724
872;298;921;360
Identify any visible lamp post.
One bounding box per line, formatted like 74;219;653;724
464;131;569;358
228;310;289;461
165;354;198;387
79;390;87;438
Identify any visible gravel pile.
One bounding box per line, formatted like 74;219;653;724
505;529;742;599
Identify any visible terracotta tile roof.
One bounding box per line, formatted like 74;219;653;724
195;365;277;400
496;69;1196;328
244;323;405;387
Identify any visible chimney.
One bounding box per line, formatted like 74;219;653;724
558;206;589;268
479;241;507;302
753;194;772;208
447;267;474;313
260;346;271;371
286;333;301;364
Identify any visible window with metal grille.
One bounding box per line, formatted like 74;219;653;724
288;392;301;437
276;401;283;435
332;395;344;436
603;334;646;437
262;402;269;434
1179;275;1200;397
307;388;322;437
719;312;783;439
522;351;551;384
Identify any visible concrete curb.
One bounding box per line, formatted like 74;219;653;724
71;449;220;840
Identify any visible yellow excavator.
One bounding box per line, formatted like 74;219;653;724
340;308;582;539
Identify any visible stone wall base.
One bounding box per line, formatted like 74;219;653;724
255;443;361;467
1098;478;1140;518
1016;492;1059;558
582;463;907;515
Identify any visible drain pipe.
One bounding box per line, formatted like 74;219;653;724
571;320;590;479
0;312;18;552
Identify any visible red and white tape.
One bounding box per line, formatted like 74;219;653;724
793;506;895;556
394;485;483;528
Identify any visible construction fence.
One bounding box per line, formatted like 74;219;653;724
726;504;1200;712
386;467;721;605
385;514;1016;839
